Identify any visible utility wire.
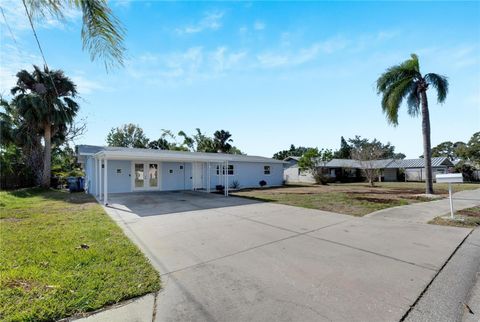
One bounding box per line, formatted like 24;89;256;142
0;5;21;51
21;0;60;97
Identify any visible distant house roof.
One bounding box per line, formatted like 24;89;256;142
392;157;453;168
76;145;285;164
283;156;300;162
324;157;453;169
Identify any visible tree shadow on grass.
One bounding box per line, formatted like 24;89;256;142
7;188;95;205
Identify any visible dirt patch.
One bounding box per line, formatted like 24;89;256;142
0;217;23;222
457;207;480;218
352;196;396;204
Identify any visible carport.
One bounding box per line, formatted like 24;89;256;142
92;149;232;205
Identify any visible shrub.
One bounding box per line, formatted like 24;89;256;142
231;180;240;189
454;162;477;182
259;180;267;187
313;171;329;185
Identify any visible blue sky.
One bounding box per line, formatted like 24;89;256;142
1;1;479;158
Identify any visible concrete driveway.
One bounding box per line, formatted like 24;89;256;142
104;191;472;322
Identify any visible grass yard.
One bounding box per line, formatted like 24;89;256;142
429;206;480;228
232;182;479;216
0;188;160;321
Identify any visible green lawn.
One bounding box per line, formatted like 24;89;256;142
0;189;160;321
429;206;480;228
233;182;479;216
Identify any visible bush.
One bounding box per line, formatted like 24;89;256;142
454;162;477;182
259;180;267;187
313;172;329;185
230;180;240;189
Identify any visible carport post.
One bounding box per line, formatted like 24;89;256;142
207;162;211;193
103;158;108;205
95;158;99;197
99;158;102;201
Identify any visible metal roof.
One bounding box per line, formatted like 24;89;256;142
76;145;285;164
325;157;452;169
392;157;453;168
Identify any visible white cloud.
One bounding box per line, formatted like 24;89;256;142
126;46;247;84
256;36;348;68
254;21;265;31
176;11;225;34
0;0;80;34
71;75;106;95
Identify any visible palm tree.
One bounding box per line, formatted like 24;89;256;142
214;130;233;153
376;54;448;194
24;0;125;69
11;65;79;188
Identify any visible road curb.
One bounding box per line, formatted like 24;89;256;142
403;228;480;322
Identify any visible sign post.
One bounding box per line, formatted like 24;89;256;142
436;173;464;219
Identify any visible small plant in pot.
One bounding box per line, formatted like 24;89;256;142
259;180;267;187
230;180;240;190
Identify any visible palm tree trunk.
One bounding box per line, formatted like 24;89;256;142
420;91;434;194
41;124;52;188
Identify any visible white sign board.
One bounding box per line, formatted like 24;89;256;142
436;173;463;183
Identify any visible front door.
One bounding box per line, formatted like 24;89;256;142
133;162;160;190
192;162;203;190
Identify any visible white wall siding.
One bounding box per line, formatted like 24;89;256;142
83;158;284;195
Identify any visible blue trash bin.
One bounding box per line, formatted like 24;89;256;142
78;177;85;192
67;177;78;192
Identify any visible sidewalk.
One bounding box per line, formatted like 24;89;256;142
366;188;480;223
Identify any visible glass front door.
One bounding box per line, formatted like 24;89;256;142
133;162;159;190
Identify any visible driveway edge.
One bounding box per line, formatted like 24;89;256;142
403;228;480;322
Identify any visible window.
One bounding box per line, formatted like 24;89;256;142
216;165;234;176
169;169;173;174
264;165;271;175
116;168;122;175
179;165;184;170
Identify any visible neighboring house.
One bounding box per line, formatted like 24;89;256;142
283;156;454;183
283;156;316;183
76;145;285;204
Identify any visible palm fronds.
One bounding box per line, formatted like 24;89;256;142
425;73;449;103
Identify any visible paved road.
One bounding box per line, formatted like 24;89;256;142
97;191;476;322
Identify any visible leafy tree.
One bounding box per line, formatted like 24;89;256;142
351;142;388;187
347;136;401;159
298;148;333;185
465;132;480;165
192;128;216;153
377;53;448;194
148;138;170;150
10;65;79;188
213;130;233;153
333;136;351;159
26;0;125;69
431;141;466;161
273;144;309;160
106;123;149;148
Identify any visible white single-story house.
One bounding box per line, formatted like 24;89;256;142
76;145;285;205
284;156;454;183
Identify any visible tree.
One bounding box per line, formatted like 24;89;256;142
351;143;387;186
148;138;170;150
465;132;480;165
106;123;149;148
333;137;351;159
10;65;79;188
26;0;125;69
213;130;233;153
431;141;466;161
298;148;333;185
377;54;448;194
273;144;309;160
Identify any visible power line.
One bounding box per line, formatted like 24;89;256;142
21;0;60;97
0;5;21;52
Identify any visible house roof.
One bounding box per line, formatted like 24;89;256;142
283;156;300;162
76;145;285;164
324;157;453;169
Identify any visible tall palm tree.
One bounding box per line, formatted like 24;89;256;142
11;65;79;188
25;0;125;69
214;130;233;153
376;54;448;194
